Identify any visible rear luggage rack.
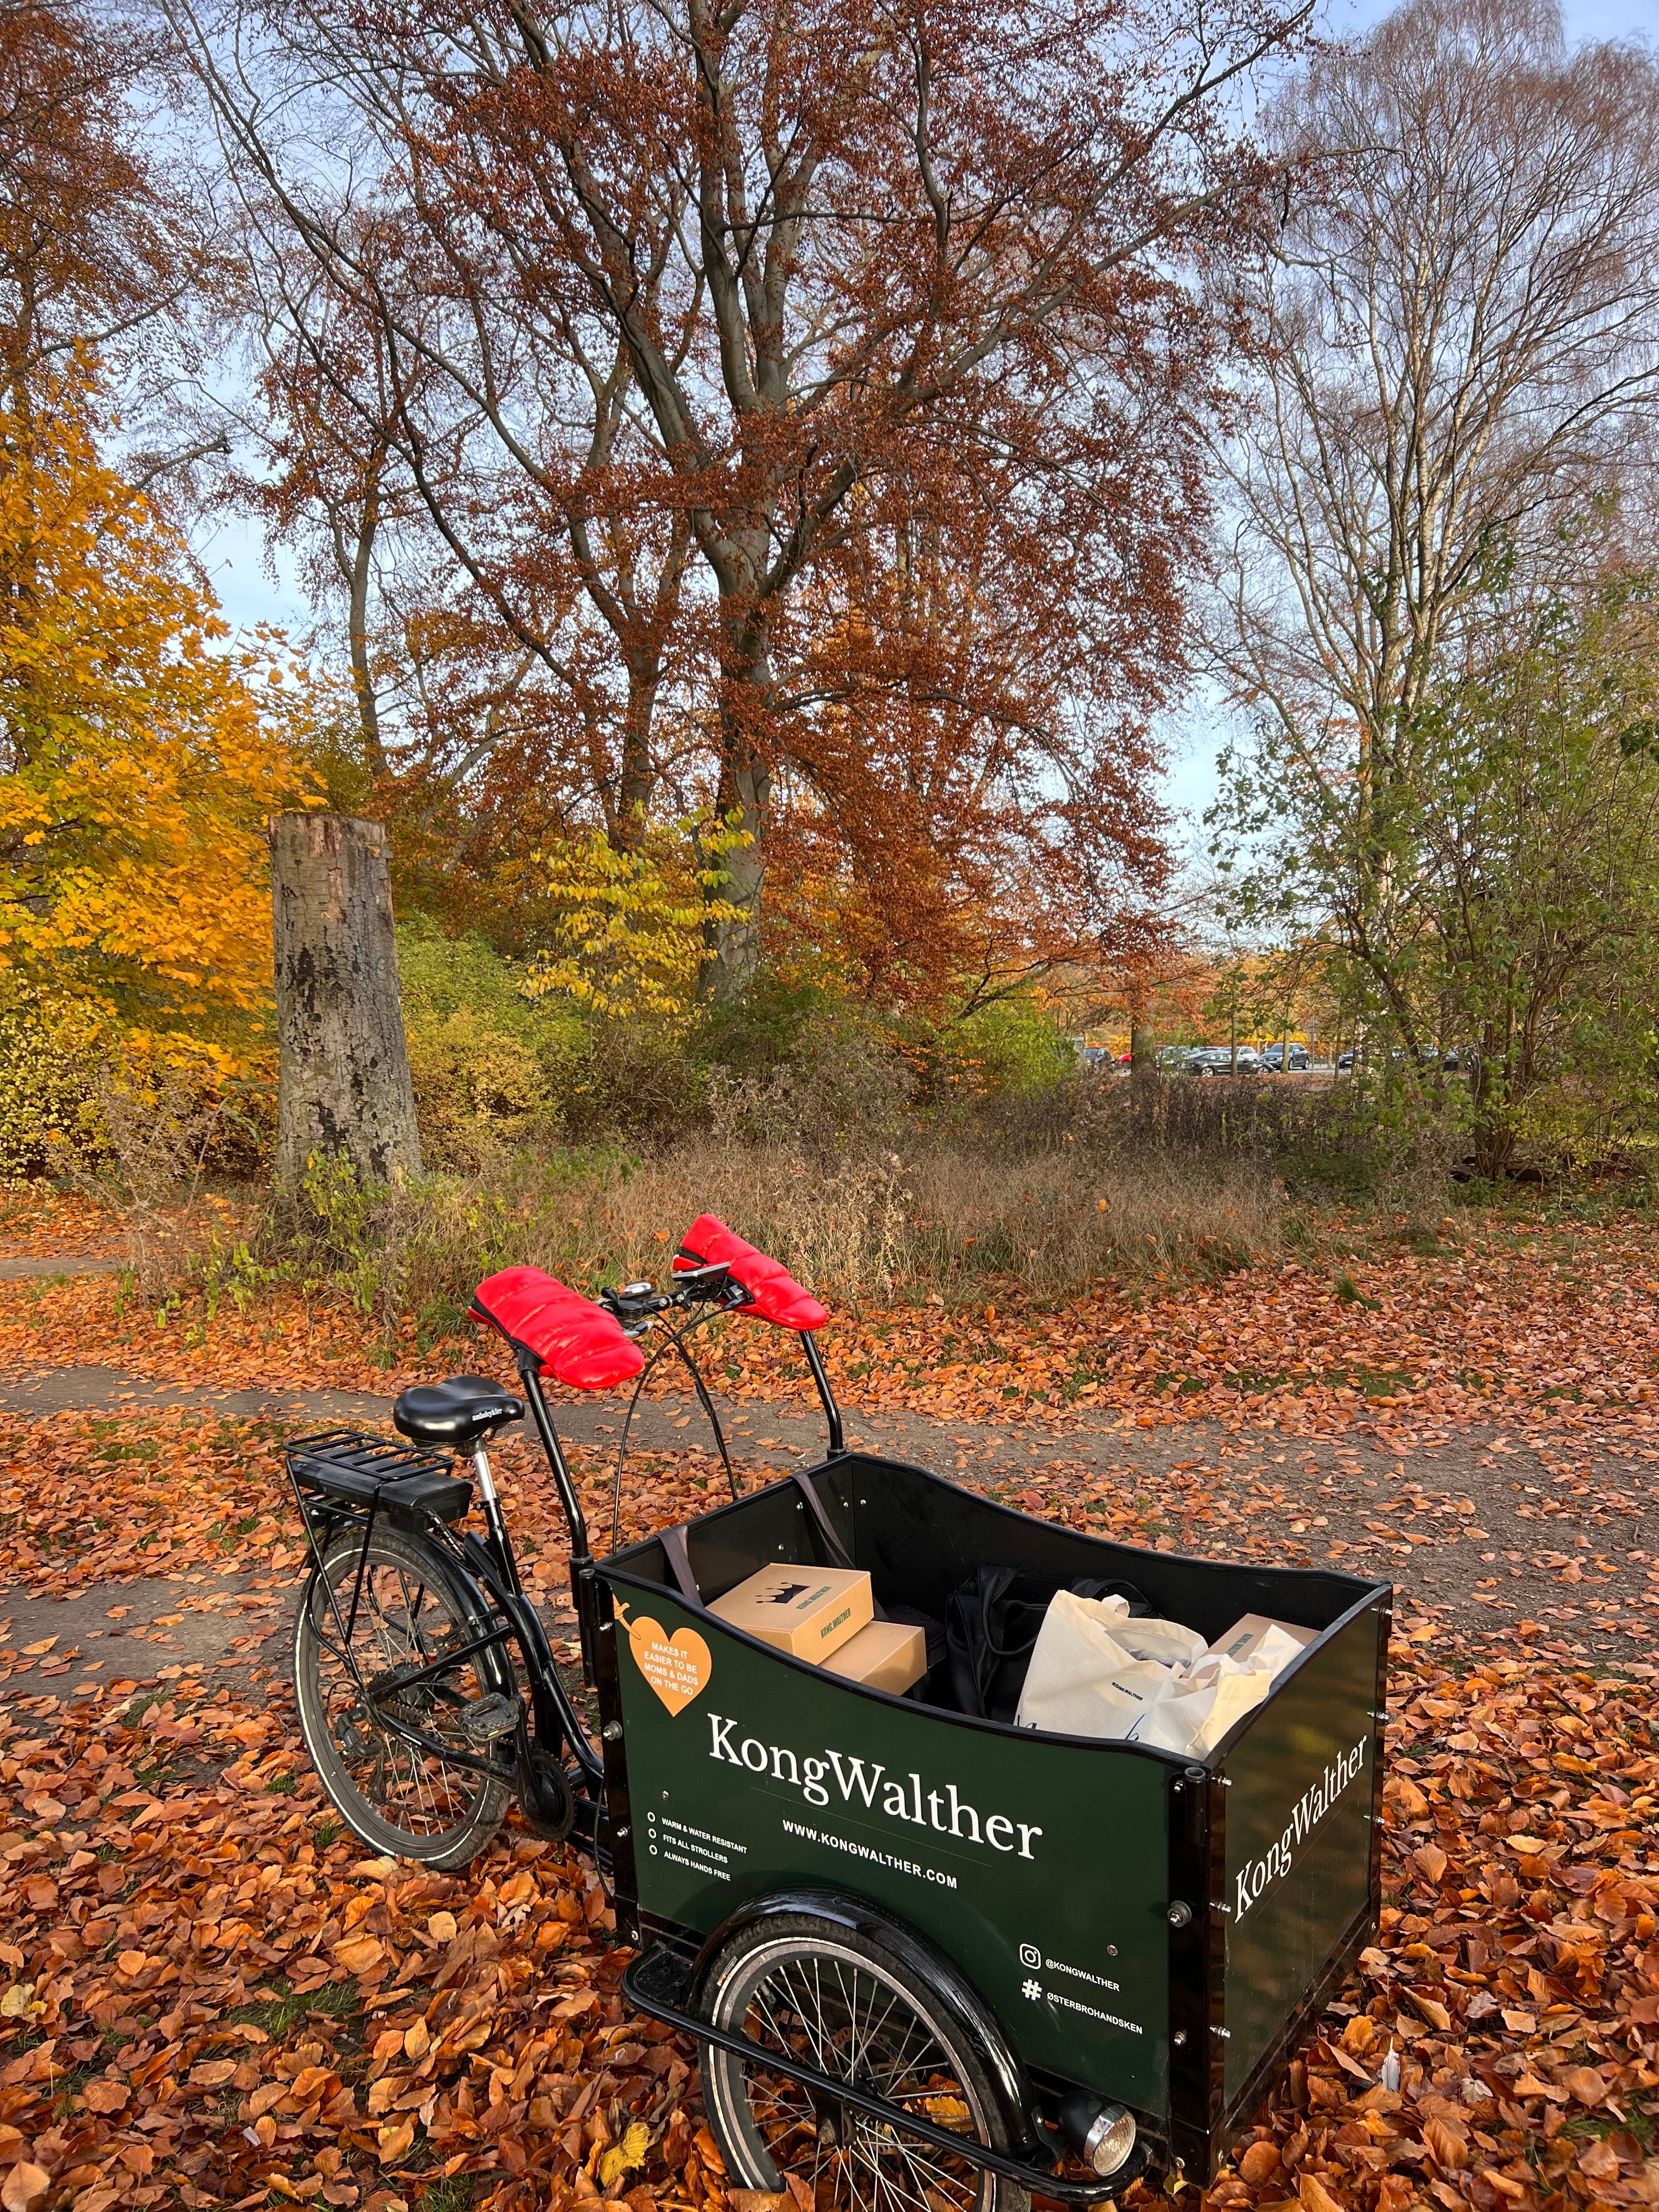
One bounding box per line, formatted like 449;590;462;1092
286;1429;473;1533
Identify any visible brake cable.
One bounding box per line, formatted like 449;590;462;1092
609;1301;743;1554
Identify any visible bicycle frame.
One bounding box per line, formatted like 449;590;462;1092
286;1307;849;1842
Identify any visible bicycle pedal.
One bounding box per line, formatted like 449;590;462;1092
458;1694;520;1743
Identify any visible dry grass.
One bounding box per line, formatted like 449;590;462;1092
49;1071;244;1297
592;1138;1279;1299
248;1133;1281;1340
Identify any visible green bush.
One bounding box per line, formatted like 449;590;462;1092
693;974;831;1075
399;921;565;1167
904;989;1075;1108
397;915;704;1161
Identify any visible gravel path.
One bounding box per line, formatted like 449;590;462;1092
3;1358;1654;1673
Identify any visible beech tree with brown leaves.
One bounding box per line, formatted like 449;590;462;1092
174;0;1310;1000
219;185;705;906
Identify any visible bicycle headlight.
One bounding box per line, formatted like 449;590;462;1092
1058;2091;1138;2178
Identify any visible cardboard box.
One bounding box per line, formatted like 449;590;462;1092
709;1564;873;1660
1207;1612;1319;1674
822;1618;928;1696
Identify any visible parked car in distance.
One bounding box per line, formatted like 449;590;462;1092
1186;1045;1263;1076
1333;1045;1462;1073
1259;1041;1311;1072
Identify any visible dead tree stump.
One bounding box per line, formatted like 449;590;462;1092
270;811;422;1189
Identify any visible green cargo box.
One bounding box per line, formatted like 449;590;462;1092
598;1449;1389;2188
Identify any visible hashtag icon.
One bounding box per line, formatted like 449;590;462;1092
1022;1978;1041;2001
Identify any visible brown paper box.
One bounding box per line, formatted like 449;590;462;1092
822;1619;928;1696
709;1564;873;1660
1206;1612;1319;1669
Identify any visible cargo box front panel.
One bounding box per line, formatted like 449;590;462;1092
1219;1600;1386;2102
606;1578;1176;2117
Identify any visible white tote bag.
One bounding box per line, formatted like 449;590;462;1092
1014;1592;1176;1739
1113;1613;1209;1669
1131;1652;1276;1757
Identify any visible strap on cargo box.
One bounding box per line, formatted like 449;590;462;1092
661;1523;700;1603
792;1472;885;1622
792;1471;850;1566
657;1476;884;1623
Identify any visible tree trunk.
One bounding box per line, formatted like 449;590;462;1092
704;599;774;1003
346;488;386;776
707;759;769;1002
271;811;422;1189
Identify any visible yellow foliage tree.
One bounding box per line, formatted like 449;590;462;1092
0;367;319;1074
526;817;750;1020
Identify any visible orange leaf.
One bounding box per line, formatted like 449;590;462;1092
377;2118;416;2164
1239;2142;1282;2184
1299;2173;1345;2212
0;2165;49;2212
1423;2118;1468;2170
1561;2066;1609;2107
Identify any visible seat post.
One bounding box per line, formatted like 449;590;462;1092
470;1445;522;1595
517;1352;599;1685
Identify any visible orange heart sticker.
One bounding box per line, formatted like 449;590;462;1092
628;1616;713;1717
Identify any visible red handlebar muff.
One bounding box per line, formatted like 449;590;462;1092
471;1265;646;1390
673;1214;830;1330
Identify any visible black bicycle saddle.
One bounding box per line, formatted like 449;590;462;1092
392;1374;526;1449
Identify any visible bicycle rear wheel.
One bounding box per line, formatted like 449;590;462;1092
292;1526;514;1868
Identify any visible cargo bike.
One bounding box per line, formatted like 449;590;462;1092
281;1220;1392;2204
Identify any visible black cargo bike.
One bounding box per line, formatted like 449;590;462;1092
282;1219;1391;2205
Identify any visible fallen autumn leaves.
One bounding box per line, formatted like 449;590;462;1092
4;1615;1659;2212
7;1201;1659;1435
1215;1652;1659;2212
7;1195;1659;2210
0;1678;712;2212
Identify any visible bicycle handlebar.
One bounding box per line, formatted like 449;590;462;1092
599;1263;741;1331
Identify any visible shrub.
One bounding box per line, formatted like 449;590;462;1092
398;917;704;1161
906;991;1075;1107
398;918;569;1167
0;998;105;1182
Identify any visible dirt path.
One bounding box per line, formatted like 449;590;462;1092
0;1569;286;1706
3;1355;1657;1678
0;1256;121;1279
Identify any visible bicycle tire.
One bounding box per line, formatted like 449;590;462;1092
292;1525;514;1869
700;1910;1029;2212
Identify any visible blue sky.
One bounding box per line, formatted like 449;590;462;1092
194;0;1656;837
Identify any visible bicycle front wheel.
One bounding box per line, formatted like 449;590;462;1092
700;1911;1029;2212
292;1526;514;1868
